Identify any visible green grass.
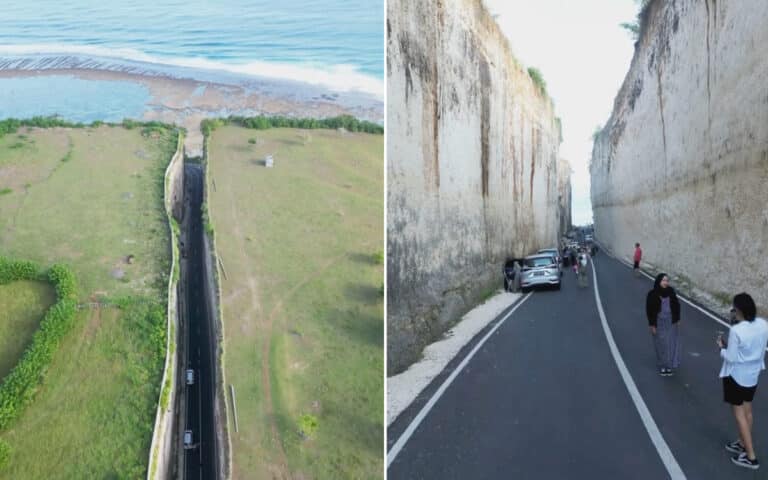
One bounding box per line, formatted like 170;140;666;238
0;280;56;379
208;126;383;479
0;126;175;478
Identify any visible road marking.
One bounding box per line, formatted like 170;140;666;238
590;259;686;479
596;243;730;329
387;292;533;467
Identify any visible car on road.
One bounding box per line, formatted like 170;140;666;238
537;248;563;276
184;430;193;449
186;369;195;385
520;254;561;291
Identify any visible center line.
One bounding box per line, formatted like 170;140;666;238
590;258;686;480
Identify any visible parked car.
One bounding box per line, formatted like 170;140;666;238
537;248;561;264
537;248;563;276
186;368;195;385
520;254;561;291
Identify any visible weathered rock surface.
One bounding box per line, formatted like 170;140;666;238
591;0;768;313
387;0;565;373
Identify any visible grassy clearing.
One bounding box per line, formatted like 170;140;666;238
0;280;56;379
208;126;383;479
0;126;175;478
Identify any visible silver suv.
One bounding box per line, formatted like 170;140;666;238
520;254;561;291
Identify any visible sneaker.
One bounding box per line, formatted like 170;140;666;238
725;440;746;454
659;368;666;376
731;452;759;470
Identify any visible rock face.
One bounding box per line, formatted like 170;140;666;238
591;0;768;311
558;158;572;236
387;0;564;374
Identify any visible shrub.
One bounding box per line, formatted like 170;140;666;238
373;250;384;265
0;188;11;196
527;67;547;96
248;138;257;145
0;439;10;470
209;114;384;135
298;414;319;438
0;260;78;429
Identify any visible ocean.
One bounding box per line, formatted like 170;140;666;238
0;0;384;122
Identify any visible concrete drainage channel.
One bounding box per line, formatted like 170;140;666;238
175;162;219;480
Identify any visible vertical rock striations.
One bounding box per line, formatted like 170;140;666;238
591;0;768;312
387;0;563;374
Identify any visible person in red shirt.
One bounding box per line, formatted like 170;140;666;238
633;243;642;277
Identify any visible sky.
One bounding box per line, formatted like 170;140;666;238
484;0;639;226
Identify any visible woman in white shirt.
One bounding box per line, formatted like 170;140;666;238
718;293;768;470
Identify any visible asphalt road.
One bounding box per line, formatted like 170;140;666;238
387;252;767;479
183;164;217;480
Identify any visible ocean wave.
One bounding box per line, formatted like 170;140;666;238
0;44;383;99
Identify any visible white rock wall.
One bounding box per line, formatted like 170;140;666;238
591;0;768;311
387;0;562;373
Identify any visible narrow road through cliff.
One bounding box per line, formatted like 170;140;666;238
183;164;217;480
387;253;767;479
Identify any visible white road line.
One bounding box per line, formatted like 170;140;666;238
597;244;732;329
590;259;686;479
386;292;534;468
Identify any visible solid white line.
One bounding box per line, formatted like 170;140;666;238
590;259;686;480
386;292;534;468
599;245;731;329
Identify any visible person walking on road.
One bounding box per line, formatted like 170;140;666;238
633;243;642;277
718;293;768;470
577;250;589;287
646;273;681;376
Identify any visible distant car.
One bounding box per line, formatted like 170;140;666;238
184;430;193;448
186;369;195;385
520;254;561;291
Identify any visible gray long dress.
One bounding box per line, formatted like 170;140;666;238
654;296;681;369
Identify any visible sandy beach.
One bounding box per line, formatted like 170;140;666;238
0;68;383;157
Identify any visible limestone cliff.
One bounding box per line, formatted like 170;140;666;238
591;0;768;311
387;0;563;373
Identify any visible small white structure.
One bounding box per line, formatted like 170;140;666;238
265;154;274;168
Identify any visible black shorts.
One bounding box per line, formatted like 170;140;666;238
633;261;640;269
723;376;757;405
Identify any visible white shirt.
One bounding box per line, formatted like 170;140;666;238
719;317;768;387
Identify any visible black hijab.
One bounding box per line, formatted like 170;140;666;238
646;273;681;325
654;273;673;298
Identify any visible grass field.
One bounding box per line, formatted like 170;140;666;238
0;280;56;379
0;125;175;478
207;126;383;479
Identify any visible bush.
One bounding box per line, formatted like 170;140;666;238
206;114;384;135
527;67;547;96
0;439;10;470
298;413;319;438
0;188;11;196
0;260;78;429
373;250;384;265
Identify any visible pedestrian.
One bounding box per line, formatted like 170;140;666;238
577;251;588;287
718;293;768;470
511;260;521;293
645;273;681;376
633;243;642;277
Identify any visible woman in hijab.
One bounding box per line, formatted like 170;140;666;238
646;273;681;376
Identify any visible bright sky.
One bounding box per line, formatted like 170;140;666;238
484;0;638;226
